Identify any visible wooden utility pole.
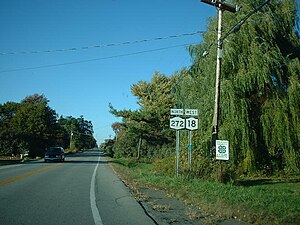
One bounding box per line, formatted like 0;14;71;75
69;131;73;150
200;0;237;157
137;135;142;160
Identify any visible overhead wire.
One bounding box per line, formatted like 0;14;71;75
221;0;271;41
200;0;272;57
0;43;197;73
0;31;204;56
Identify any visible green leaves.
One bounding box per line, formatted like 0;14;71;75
108;0;300;175
180;0;300;174
0;94;59;156
0;94;97;156
110;72;176;158
59;116;97;151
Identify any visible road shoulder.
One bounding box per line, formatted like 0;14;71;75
108;158;251;225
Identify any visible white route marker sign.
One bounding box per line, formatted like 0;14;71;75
170;117;185;130
185;117;198;131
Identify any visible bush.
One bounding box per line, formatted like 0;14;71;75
152;156;175;176
152;153;237;183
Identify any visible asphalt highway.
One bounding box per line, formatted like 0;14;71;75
0;150;156;225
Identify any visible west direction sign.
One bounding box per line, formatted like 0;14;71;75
184;109;198;117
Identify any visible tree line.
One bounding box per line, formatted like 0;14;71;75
0;94;97;157
103;0;300;178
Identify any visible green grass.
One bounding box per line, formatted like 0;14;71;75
111;158;300;225
0;159;21;166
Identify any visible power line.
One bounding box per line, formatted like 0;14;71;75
201;0;272;57
0;43;196;73
222;0;271;41
0;31;204;56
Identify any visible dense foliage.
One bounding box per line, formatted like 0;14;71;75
59;115;97;151
106;0;300;178
186;0;300;174
0;94;97;157
109;72;177;158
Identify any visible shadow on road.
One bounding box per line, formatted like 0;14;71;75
0;150;108;166
31;150;108;165
63;159;108;164
67;151;104;158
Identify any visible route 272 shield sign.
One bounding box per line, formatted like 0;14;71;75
169;117;185;130
216;140;229;160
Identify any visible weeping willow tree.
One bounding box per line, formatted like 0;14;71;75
182;0;300;174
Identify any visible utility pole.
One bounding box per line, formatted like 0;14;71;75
69;131;73;150
200;0;237;157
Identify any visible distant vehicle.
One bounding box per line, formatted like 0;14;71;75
44;147;65;162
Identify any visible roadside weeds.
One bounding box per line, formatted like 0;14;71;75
108;157;300;225
109;158;252;225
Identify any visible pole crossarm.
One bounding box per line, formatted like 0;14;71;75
200;0;237;13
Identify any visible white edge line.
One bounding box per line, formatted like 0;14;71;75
90;153;104;225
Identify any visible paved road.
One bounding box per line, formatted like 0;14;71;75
0;150;156;225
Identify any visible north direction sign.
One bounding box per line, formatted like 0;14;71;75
170;108;184;116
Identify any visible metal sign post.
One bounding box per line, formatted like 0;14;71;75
185;109;199;172
170;108;199;177
176;130;180;177
188;130;192;170
170;109;185;177
216;140;229;182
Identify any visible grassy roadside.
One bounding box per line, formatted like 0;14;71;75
0;156;43;166
0;149;79;166
110;158;300;225
0;160;21;166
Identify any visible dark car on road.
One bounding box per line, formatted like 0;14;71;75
44;147;65;162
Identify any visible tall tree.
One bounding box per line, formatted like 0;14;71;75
0;94;63;156
186;0;300;174
110;72;176;158
12;94;60;156
0;94;96;156
0;102;21;155
59;115;97;151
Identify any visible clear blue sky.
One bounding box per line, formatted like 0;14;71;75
0;0;216;144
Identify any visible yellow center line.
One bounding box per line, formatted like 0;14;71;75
0;164;63;186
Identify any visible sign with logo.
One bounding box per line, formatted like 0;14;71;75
216;140;229;160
